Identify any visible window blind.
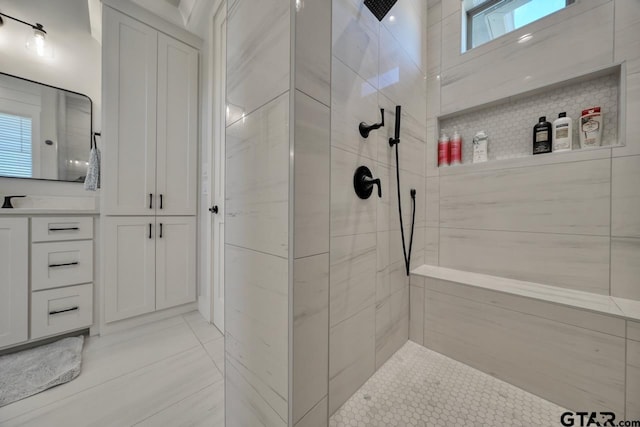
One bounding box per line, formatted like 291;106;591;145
0;112;33;178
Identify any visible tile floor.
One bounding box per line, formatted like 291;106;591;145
0;311;224;427
1;315;568;427
329;340;566;427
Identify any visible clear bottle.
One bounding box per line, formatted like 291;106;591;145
552;112;573;152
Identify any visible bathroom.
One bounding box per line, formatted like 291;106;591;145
0;0;638;425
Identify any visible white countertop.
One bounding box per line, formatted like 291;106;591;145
412;264;640;323
0;209;99;215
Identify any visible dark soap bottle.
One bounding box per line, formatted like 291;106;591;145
533;116;552;155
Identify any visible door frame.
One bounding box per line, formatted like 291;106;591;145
207;0;226;331
198;0;227;331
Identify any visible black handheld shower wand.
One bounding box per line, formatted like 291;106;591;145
389;106;416;276
389;105;401;147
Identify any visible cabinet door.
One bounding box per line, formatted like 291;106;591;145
156;216;196;310
103;6;158;215
0;218;28;348
156;34;198;216
104;217;156;322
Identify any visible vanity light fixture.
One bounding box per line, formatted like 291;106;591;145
0;12;51;57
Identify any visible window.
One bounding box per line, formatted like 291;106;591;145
465;0;574;51
0;112;33;178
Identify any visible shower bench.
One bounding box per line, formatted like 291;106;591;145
409;264;640;420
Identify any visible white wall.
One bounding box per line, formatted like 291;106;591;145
0;0;101;196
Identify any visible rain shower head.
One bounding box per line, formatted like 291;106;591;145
364;0;397;21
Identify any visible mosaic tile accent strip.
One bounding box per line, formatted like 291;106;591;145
329;341;566;427
439;73;619;164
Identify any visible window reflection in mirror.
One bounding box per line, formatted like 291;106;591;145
0;72;92;183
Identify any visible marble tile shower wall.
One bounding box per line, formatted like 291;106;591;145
423;0;640;300
329;0;427;417
413;0;640;417
225;0;332;425
224;0;291;426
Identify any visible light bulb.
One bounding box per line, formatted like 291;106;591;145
25;24;52;58
33;32;45;56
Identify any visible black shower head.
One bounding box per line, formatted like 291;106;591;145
364;0;397;21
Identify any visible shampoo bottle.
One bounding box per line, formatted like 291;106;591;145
450;130;462;165
438;132;450;167
533;116;552;155
579;107;603;148
552;112;573;152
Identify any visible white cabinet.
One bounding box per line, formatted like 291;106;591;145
104;217;196;322
0;216;93;350
31;240;93;291
104;217;156;322
156;217;196;310
103;7;157;216
31;284;93;340
103;6;198;216
102;5;199;323
0;218;28;348
156;33;199;216
29;216;94;341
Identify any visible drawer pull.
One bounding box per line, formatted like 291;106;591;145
48;261;79;268
49;227;80;231
49;306;79;316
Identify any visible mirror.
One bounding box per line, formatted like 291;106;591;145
0;72;92;183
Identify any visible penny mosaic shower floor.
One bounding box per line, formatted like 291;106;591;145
329;341;565;427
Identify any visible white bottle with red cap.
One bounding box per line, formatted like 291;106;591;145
450;130;462;165
438;132;450;167
579;107;602;148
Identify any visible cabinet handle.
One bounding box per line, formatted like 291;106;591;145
159;223;163;238
48;261;79;268
149;223;153;239
149;193;153;209
49;227;79;231
160;194;163;210
49;306;79;316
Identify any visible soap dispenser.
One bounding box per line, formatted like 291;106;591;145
533;116;552;155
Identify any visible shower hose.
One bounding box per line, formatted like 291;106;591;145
394;143;416;276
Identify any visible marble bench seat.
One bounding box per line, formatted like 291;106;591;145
409;264;640;417
411;264;640;322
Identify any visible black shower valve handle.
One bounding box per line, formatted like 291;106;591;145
359;108;385;138
368;177;382;198
354;166;382;199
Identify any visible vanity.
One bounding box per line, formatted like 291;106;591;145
0;0;199;352
0;211;98;351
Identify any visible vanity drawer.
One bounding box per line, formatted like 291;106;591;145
31;217;93;242
31;241;93;291
31;284;93;340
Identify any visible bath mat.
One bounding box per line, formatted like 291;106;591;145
0;336;84;407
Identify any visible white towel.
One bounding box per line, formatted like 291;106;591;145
83;146;101;191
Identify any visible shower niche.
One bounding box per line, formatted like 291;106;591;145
436;63;625;172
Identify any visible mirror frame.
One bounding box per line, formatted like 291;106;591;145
0;71;93;183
